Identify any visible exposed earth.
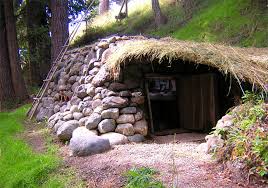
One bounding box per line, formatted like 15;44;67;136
60;133;264;188
23;123;266;188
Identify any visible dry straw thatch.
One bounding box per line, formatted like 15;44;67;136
106;38;268;90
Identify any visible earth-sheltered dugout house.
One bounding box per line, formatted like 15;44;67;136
34;36;268;138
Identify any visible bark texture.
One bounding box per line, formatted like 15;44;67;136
26;0;50;86
51;0;69;61
0;2;15;103
99;0;109;14
3;0;28;101
152;0;167;27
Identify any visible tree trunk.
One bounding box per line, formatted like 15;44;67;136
51;0;69;62
0;2;15;106
3;0;28;101
152;0;167;27
180;0;196;20
26;0;50;86
99;0;109;14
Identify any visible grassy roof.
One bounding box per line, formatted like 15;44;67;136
106;38;268;90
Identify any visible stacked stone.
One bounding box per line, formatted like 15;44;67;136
35;36;149;155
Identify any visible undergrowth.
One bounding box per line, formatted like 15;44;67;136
124;167;165;188
73;0;268;47
0;105;84;188
214;91;268;178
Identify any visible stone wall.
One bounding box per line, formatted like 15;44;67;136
36;36;149;149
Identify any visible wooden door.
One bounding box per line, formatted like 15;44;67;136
178;74;218;131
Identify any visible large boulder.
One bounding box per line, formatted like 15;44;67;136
98;119;116;133
100;132;128;146
102;96;128;109
57;120;79;141
92;65;110;86
116;114;135;124
101;108;119;119
115;123;135;136
133;120;148;136
69;127;111;156
85;113;102;130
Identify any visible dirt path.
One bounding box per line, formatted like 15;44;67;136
62;133;260;188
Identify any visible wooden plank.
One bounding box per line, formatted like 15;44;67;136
145;81;154;134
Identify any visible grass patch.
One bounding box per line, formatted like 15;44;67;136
0;105;84;188
73;0;268;47
124;167;165;188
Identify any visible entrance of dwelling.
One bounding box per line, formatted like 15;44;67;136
138;60;246;136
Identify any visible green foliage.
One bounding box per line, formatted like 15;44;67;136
215;91;268;178
74;0;268;48
0;105;84;188
124;167;165;188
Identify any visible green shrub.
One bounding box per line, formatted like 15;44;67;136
124;167;165;188
215;91;268;178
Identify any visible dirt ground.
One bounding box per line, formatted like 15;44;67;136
21;122;265;188
60;133;265;188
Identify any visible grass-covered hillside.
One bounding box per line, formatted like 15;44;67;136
73;0;268;47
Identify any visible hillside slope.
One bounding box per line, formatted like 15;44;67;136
73;0;268;47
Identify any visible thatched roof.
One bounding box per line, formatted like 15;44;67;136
106;37;268;90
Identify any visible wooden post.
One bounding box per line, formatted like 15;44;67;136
125;0;128;17
145;80;154;134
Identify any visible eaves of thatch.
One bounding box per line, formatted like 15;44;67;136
105;37;268;90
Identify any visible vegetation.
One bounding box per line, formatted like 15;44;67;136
124;167;164;188
0;105;84;188
214;91;268;178
74;0;268;47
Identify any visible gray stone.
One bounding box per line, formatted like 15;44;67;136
116;114;135;124
108;83;127;91
53;120;65;133
100;132;128;146
134;120;148;136
76;85;87;99
98;119;116;133
115;123;135;136
102;96;128;109
134;109;143;121
78;117;88;126
93;93;102;100
119;91;132;97
70;96;82;105
92;65;110;86
88;67;99;75
101;108;119;119
98;41;109;49
93;106;104;114
131;96;145;105
54;105;60;113
69;127;111;156
82;108;93;116
85;113;102;130
73;112;84;120
71;82;79;92
92;99;102;109
128;134;145;143
120;107;137;114
70;105;79;113
63;113;73;121
68;76;77;84
86;86;95;97
57;120;79;141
